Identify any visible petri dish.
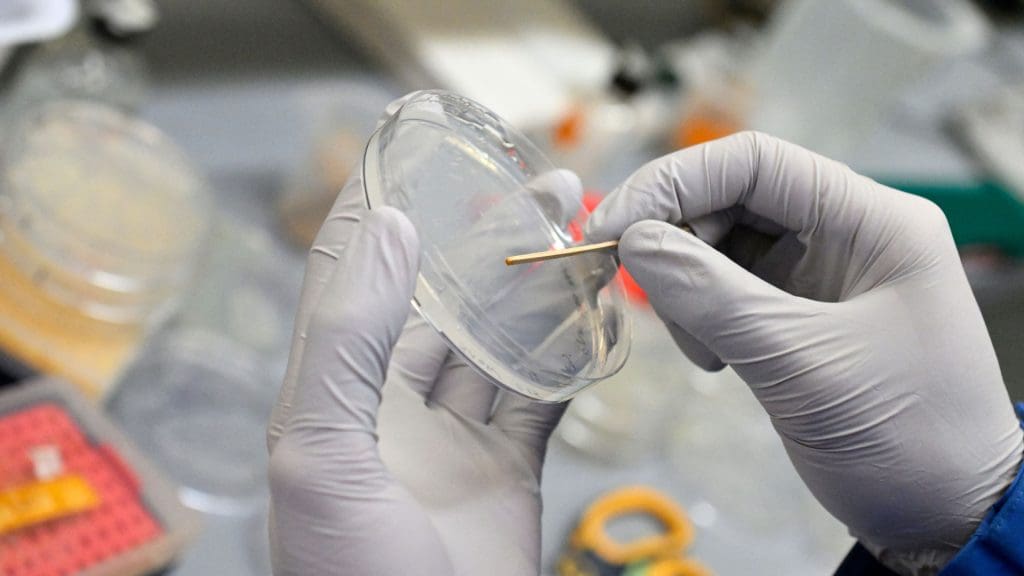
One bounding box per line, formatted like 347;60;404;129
362;90;631;402
0;100;211;324
107;330;275;516
0;100;211;397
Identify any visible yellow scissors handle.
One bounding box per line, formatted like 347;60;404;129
571;485;695;566
646;558;714;576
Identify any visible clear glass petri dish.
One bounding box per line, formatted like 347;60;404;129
107;330;275;516
0;100;211;325
362;90;631;402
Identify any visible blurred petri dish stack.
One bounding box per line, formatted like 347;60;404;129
107;330;275;516
0;101;211;397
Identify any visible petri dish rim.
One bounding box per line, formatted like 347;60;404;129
361;90;630;402
0;100;212;264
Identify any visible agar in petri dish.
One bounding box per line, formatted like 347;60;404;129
0;100;211;324
362;90;631;402
0;101;212;396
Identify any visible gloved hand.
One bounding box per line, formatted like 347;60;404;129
265;95;577;576
586;131;1024;575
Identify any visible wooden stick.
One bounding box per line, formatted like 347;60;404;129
505;240;619;266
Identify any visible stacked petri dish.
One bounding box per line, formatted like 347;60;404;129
0;101;211;396
107;330;275;516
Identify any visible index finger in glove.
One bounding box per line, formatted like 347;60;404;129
277;206;419;453
585;131;894;245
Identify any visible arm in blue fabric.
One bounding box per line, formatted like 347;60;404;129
835;405;1024;576
939;404;1024;575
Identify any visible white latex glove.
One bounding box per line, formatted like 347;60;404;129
266;95;577;576
586;131;1024;575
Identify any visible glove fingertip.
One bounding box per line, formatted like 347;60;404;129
550;168;583;197
618;219;692;274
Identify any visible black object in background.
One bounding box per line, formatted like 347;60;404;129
975;0;1024;18
0;351;33;387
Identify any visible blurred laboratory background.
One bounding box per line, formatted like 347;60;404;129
1;0;1023;575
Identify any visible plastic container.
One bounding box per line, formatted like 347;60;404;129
746;0;989;159
107;220;298;573
0;101;211;397
107;330;276;516
362;90;631;402
2;26;148;120
0;377;199;576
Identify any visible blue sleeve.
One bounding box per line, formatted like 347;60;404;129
835;402;1024;576
940;403;1024;575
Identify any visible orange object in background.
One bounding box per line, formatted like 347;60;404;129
559;485;712;576
581;193;649;304
570;486;694;566
0;475;100;536
0;252;144;399
553;105;586;150
673;100;743;149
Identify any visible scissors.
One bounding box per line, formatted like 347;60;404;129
558;485;711;576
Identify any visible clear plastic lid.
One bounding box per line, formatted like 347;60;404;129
362;91;631;402
0;101;211;324
107;330;275;516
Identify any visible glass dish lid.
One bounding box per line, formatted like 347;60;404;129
362;90;631;402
